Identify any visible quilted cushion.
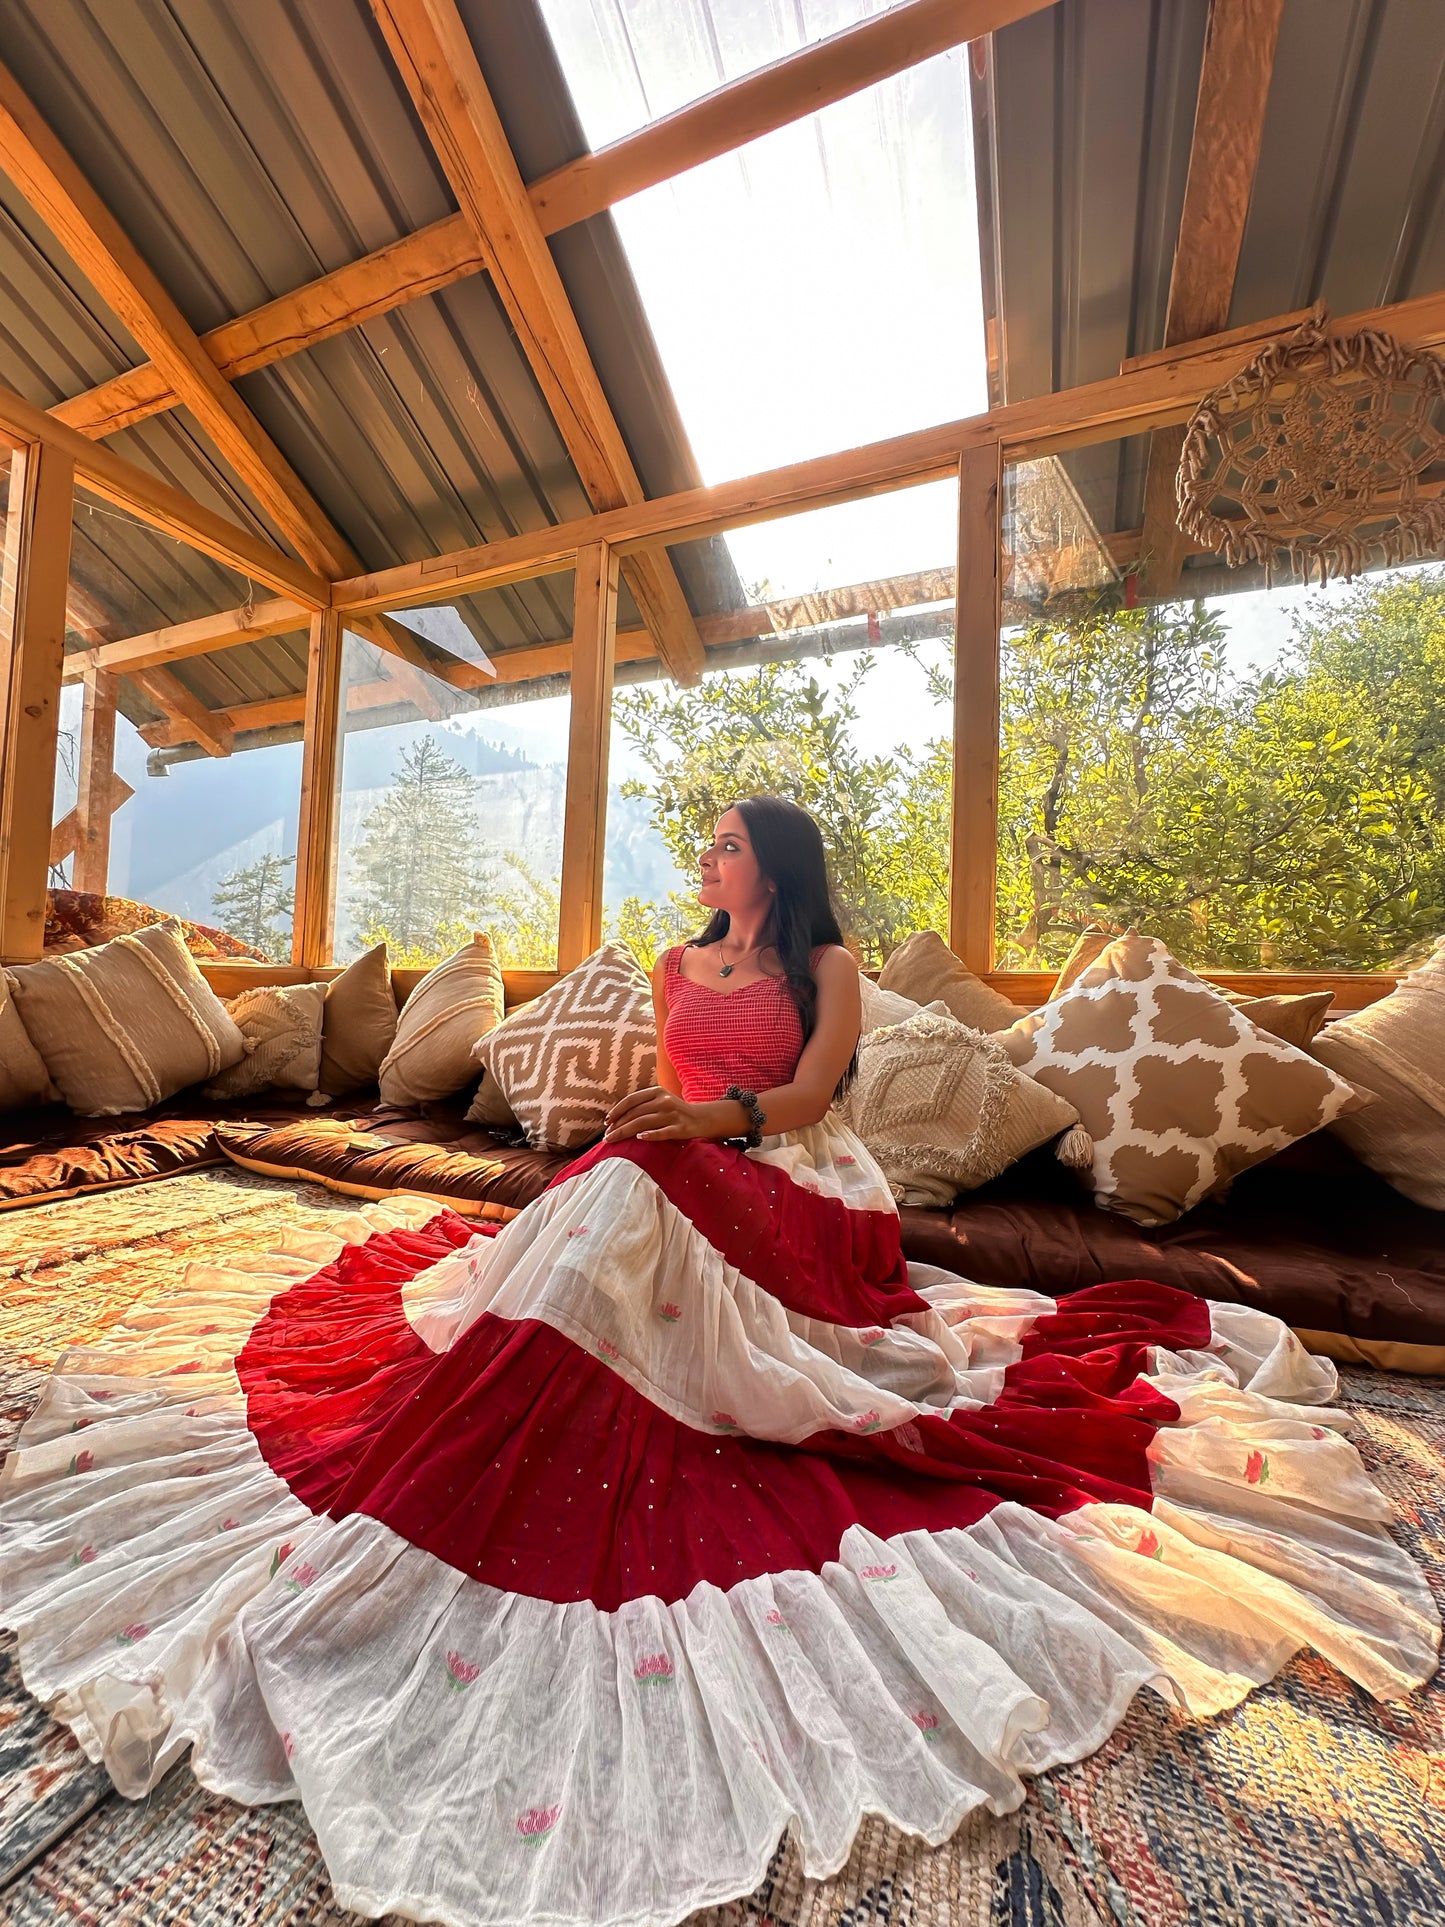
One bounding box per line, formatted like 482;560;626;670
204;982;327;1100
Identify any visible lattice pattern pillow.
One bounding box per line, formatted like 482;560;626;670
470;944;656;1151
999;932;1365;1225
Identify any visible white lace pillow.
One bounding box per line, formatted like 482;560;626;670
470;944;655;1151
204;982;327;1099
8;920;245;1116
845;1008;1088;1207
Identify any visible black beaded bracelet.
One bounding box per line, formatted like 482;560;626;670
723;1084;767;1149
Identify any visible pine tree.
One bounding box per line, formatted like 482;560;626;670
351;735;487;962
211;852;295;959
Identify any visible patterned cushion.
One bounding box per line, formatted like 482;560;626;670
997;932;1365;1225
1310;936;1445;1208
8;920;246;1117
468;944;656;1151
877;930;1024;1031
843;1009;1084;1206
204;983;326;1099
1;970;57;1111
377;934;503;1106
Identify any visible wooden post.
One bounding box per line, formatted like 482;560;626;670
291;606;344;967
0;438;75;961
948;441;1003;971
72;665;118;893
557;541;620;972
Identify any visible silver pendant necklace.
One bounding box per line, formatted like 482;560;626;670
717;939;756;979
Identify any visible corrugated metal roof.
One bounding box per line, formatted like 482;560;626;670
0;0;742;743
976;0;1445;546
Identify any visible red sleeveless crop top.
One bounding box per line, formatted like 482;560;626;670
662;945;824;1103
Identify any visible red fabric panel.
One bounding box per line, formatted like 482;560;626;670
1019;1280;1213;1362
551;1138;926;1327
240;1220;1185;1612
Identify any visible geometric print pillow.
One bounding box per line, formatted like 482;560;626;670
470;943;656;1151
999;932;1365;1225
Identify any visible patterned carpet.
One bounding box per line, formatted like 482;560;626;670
0;1171;1441;1927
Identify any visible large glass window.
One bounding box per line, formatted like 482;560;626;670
997;441;1445;973
54;493;305;960
539;3;986;479
605;480;958;966
332;598;574;971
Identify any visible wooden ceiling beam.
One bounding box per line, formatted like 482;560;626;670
367;0;706;685
45;1;1054;446
0;379;328;605
1137;0;1285;601
0;59;372;583
61;595;311;682
332;284;1445;614
129;665;234;756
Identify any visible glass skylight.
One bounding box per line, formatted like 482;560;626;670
538;0;987;594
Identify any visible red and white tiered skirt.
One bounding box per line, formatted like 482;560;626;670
0;1121;1437;1927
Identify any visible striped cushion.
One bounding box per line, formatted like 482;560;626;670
469;944;655;1151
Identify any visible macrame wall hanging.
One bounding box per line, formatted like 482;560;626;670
1175;303;1445;584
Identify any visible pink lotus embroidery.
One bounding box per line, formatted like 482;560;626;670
858;1329;885;1347
1311;1426;1327;1440
836;1155;857;1166
764;1608;790;1631
92;1390;114;1401
853;1410;883;1433
68;1450;94;1476
712;1411;738;1430
1135;1529;1164;1560
633;1653;674;1684
860;1563;898;1583
912;1712;940;1741
269;1541;296;1579
218;1517;241;1533
283;1562;319;1594
71;1418;91;1432
517;1805;560;1844
114;1623;149;1645
184;1409;199;1419
281;1732;296;1763
657;1302;682;1323
196;1325;220;1336
1245;1450;1270;1485
70;1545;97;1569
566;1226;589;1239
445;1649;481;1692
172;1361;204;1375
597;1338;621;1362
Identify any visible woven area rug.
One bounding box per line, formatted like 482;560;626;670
0;1172;1441;1927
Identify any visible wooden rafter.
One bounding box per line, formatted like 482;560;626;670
0;379;326;605
330;286;1445;615
46;0;1054;447
0;60;455;700
367;0;705;686
130;666;234;757
1137;0;1286;600
61;596;311;682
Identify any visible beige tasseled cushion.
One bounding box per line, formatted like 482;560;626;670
469;944;656;1151
319;942;398;1097
842;1008;1088;1208
378;933;504;1106
8;920;245;1116
1310;938;1445;1208
0;969;57;1110
998;931;1364;1226
878;930;1025;1032
204;982;327;1099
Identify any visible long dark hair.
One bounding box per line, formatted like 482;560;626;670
691;795;857;1091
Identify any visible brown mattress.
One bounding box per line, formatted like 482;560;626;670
3;1095;1442;1361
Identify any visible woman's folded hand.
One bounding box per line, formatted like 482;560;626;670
603;1087;740;1143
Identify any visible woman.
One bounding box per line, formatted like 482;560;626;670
0;797;1435;1927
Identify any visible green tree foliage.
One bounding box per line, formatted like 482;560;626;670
614;568;1445;974
352;735;489;963
604;891;700;971
613;654;952;964
211;851;295;959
